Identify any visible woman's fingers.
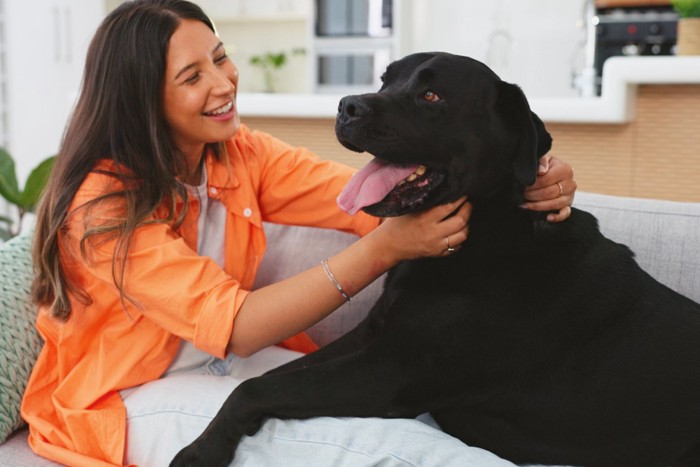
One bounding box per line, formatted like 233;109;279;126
545;205;571;223
430;196;468;221
440;201;471;255
523;155;577;222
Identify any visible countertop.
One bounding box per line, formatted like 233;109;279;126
237;56;700;124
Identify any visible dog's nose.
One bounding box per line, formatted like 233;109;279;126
337;96;369;121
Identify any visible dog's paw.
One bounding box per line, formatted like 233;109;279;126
170;440;234;467
170;442;204;467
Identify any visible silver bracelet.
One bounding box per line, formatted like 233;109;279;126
321;258;352;302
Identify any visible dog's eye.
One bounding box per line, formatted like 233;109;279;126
422;90;441;103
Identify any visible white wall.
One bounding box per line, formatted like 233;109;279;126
399;0;588;98
4;0;105;184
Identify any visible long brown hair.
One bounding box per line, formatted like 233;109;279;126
32;0;223;320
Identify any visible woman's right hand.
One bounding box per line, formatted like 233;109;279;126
371;196;471;264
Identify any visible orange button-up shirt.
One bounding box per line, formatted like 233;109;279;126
21;125;379;466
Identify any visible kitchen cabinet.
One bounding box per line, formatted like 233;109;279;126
595;0;671;7
197;0;308;22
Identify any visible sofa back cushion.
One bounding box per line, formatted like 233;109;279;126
254;224;384;347
575;192;700;304
256;192;700;347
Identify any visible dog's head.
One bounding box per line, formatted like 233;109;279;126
336;52;552;217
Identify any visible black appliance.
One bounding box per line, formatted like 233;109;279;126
594;5;678;94
316;0;392;37
314;0;395;93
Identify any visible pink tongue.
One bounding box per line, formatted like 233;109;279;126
338;158;419;215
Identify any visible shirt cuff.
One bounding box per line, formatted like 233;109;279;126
193;282;250;359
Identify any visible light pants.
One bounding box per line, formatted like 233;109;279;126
121;346;515;467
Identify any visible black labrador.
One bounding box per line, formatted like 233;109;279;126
173;52;700;467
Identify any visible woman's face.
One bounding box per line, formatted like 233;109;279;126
163;19;239;163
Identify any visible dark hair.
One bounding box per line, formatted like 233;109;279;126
32;0;223;319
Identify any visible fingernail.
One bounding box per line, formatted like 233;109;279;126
538;164;547;174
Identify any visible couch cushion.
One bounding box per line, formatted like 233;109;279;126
575;192;700;303
0;233;43;444
0;428;60;466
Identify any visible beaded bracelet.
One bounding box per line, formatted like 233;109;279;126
321;258;352;302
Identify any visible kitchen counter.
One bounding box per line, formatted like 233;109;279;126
237;56;700;124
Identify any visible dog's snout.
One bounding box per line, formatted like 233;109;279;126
338;96;370;121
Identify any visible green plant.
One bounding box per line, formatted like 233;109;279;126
249;48;305;92
672;0;700;17
0;147;56;240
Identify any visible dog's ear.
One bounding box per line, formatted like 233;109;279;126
497;82;552;186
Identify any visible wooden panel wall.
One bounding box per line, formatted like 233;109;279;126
547;85;700;202
242;84;700;202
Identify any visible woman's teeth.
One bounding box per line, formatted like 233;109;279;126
397;165;427;185
204;101;233;116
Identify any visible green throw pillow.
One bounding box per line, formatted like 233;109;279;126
0;233;43;443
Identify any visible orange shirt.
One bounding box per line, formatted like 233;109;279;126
21;125;379;466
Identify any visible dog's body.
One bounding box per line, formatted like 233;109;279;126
173;53;700;467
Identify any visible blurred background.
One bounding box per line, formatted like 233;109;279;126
0;0;697;229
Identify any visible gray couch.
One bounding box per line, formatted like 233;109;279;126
1;191;699;466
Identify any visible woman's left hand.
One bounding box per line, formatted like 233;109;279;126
521;154;577;222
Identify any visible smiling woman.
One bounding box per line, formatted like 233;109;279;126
163;21;240;184
19;1;574;466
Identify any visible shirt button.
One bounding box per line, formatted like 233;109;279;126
209;187;218;196
243;208;253;218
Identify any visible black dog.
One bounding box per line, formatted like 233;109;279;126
173;52;700;466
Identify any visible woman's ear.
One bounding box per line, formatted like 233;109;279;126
497;82;552;186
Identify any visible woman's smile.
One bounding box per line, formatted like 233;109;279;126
203;101;234;118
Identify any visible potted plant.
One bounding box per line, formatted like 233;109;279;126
672;0;700;55
0;148;55;240
249;48;305;93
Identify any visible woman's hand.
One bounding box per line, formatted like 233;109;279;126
522;154;577;222
372;197;472;263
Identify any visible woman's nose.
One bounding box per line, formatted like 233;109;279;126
212;68;236;95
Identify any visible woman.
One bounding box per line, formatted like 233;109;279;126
22;1;577;465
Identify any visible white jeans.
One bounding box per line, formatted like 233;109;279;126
121;346;515;467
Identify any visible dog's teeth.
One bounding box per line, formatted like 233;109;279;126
415;166;426;176
397;180;406;186
406;174;418;182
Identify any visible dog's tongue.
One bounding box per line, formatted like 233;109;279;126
338;158;419;215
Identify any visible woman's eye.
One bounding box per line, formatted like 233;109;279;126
215;53;229;64
422;90;441;103
185;73;200;84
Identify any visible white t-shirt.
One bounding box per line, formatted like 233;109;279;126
165;164;228;374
